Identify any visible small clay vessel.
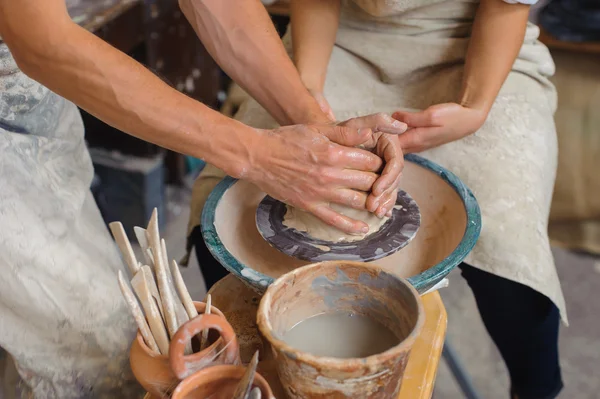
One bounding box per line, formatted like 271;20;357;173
169;313;241;379
130;302;233;398
257;261;425;399
171;365;275;399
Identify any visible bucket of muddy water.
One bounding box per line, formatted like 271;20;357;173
257;261;424;399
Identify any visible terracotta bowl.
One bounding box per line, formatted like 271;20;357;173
171;365;275;399
129;302;236;398
257;261;424;398
201;154;481;294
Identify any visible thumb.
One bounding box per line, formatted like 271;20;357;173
313;94;336;122
321;125;372;147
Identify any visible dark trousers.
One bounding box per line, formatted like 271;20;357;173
191;226;563;399
458;264;563;399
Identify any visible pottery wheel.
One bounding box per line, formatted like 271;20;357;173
255;190;421;262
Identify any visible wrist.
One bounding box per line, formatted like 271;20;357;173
284;92;332;125
193;113;260;179
459;79;495;115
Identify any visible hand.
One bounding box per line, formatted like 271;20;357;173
246;115;405;235
307;89;406;217
337;114;407;218
392;103;488;153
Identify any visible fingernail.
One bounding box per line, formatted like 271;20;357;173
362;226;369;233
392;120;407;130
386;210;392;217
358;128;371;136
376;209;385;218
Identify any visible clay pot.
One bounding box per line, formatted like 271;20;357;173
171;365;275;399
257;261;425;399
129;302;238;398
170;313;241;379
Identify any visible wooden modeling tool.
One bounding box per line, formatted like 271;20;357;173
145;248;155;268
171;260;198;320
134;226;154;266
232;351;259;399
134;226;149;250
132;265;165;321
109;222;140;276
117;270;160;354
147;209;179;338
248;387;262;399
130;269;170;355
199;294;212;350
161;238;189;327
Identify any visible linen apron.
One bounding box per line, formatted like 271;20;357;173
188;0;567;323
0;43;141;398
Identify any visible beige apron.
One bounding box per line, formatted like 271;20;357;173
188;0;567;323
0;42;141;397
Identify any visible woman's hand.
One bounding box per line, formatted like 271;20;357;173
247;115;406;234
392;103;488;153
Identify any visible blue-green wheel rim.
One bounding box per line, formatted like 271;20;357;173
201;154;482;294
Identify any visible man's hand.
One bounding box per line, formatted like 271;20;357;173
338;114;406;218
247;115;405;234
393;103;487;153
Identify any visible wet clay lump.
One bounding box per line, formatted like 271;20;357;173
283;204;390;243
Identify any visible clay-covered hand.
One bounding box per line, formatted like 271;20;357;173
392;103;487;153
337;114;407;218
247;117;405;235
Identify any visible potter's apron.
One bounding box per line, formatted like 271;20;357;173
0;43;141;398
187;0;567;323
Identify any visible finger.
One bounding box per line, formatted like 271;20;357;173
371;137;403;197
320;125;373;147
310;205;369;235
376;189;398;217
331;143;383;172
392;109;437;128
323;168;378;192
396;127;442;153
327;108;337;122
341;113;407;135
367;179;400;218
366;189;396;217
369;173;401;217
327;189;368;211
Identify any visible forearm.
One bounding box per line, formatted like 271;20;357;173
290;0;340;92
460;0;530;112
0;0;256;178
180;0;329;125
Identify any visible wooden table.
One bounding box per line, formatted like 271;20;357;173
206;275;448;399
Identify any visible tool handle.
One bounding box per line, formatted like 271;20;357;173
169;313;240;380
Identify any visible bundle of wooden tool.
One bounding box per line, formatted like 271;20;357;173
110;208;207;355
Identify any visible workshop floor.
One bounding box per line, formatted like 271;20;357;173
162;186;600;399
